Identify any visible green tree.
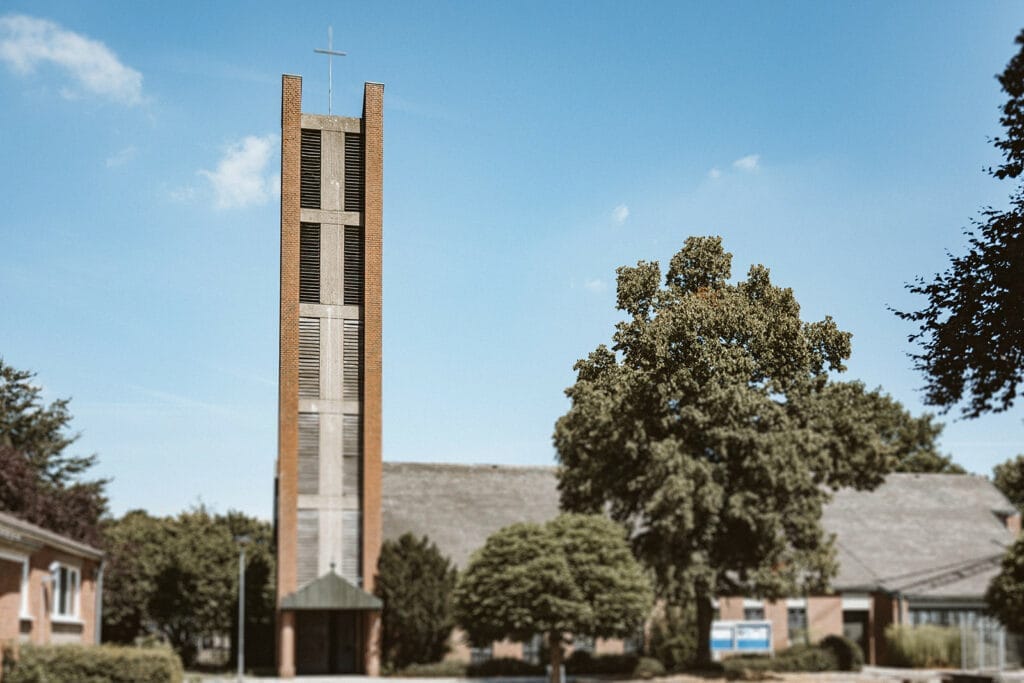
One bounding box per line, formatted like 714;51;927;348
0;359;107;544
375;533;458;669
555;237;905;663
993;454;1024;510
453;514;651;683
860;393;965;474
896;29;1024;418
101;507;274;668
986;535;1024;632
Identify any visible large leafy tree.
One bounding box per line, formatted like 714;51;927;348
453;514;651;683
0;359;107;545
555;237;909;663
993;454;1024;510
102;508;274;667
986;535;1024;632
375;533;458;669
896;30;1024;418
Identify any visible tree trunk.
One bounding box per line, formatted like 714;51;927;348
695;593;714;667
548;631;563;683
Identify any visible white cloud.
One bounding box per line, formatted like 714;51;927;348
612;204;630;224
0;14;143;105
733;154;760;172
708;167;722;179
105;145;136;168
199;135;279;209
584;278;608;293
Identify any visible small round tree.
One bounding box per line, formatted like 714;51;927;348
453;514;652;683
993;454;1024;510
986;535;1024;633
375;533;458;669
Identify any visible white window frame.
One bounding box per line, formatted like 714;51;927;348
49;561;81;622
0;550;31;620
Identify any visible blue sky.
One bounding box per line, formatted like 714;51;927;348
1;2;1023;520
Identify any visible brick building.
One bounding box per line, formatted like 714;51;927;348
275;74;384;676
0;511;104;647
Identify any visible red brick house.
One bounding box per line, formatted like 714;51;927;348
0;511;104;646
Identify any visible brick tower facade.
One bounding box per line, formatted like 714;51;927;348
276;74;383;677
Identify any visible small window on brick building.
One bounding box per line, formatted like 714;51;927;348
344;132;364;212
300;223;320;304
787;607;807;644
744;606;765;621
300;128;321;209
50;563;79;618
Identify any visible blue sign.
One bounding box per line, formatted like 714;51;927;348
710;620;773;659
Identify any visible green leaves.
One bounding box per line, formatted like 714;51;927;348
452;515;652;648
986;535;1024;633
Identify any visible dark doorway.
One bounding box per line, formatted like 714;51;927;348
295;610;361;674
842;610;870;661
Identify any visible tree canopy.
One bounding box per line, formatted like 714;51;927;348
993;454;1024;510
986;535;1024;633
453;514;651;683
375;533;458;670
896;29;1024;418
101;508;275;667
554;237;917;661
0;359;107;545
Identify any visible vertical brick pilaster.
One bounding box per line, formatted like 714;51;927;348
277;73;302;678
361;82;384;593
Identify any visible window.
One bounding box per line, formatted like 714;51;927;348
744;606;765;621
469;645;492;664
522;634;543;665
300;129;321;209
787;607;807;644
1;552;30;619
344;133;364;212
50;563;79;619
299;223;320;304
573;635;595;654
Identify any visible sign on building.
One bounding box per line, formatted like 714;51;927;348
710;620;773;660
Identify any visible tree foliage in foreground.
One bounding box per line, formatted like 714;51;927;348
0;359;107;545
993;454;1024;510
375;533;458;669
101;508;275;668
453;514;651;683
555;237;922;662
897;29;1024;418
986;535;1024;633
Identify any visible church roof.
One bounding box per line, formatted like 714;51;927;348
280;569;382;610
381;464;1017;601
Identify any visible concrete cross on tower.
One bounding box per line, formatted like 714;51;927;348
314;26;347;115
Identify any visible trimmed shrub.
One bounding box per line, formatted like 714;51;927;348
632;656;666;678
884;624;960;668
819;634;863;672
395;660;469;677
721;644;837;680
565;651;639;675
467;657;545;677
2;643;183;683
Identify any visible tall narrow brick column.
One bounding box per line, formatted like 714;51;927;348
276;73;302;679
361;82;384;595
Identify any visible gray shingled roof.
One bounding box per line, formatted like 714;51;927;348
381;464;1017;601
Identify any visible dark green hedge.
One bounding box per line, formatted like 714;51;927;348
819;635;864;672
1;644;183;683
467;657;545;677
721;644;838;680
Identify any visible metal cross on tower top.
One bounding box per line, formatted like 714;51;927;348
314;26;347;115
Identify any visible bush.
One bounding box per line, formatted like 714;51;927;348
884;624;960;668
632;656;666;678
648;603;697;671
721;644;837;680
819;634;863;671
395;660;469;677
565;651;639;675
2;643;183;683
467;657;545;677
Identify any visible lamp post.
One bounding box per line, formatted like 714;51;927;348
235;535;251;682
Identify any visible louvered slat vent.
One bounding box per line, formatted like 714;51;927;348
343;320;362;401
298;317;320;398
298;413;319;495
344;133;364;212
342;414;361;504
341;509;361;583
297;509;319;586
300;129;321;209
343;226;363;306
300;223;320;304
